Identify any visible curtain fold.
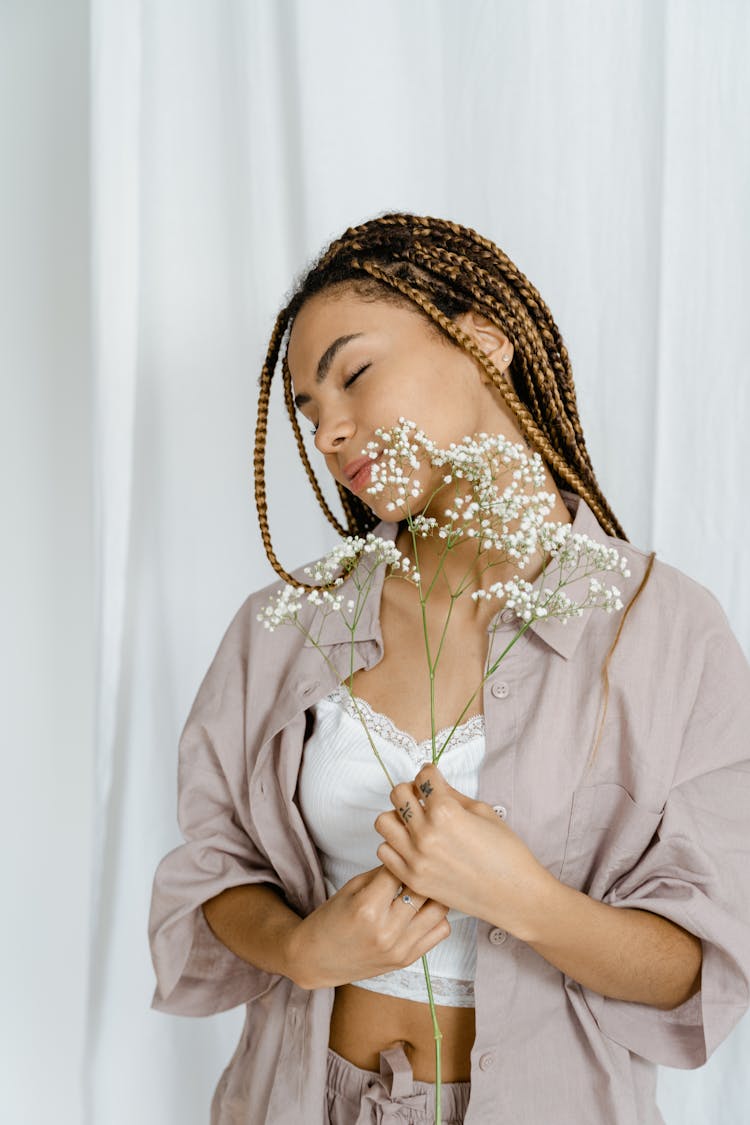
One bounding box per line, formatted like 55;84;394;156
86;0;142;1115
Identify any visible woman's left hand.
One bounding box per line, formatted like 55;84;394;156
374;762;553;939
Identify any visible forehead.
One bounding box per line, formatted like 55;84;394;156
286;290;423;383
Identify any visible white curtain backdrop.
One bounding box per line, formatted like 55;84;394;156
5;1;749;1123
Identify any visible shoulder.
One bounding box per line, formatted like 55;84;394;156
185;546;343;739
222;520;399;651
648;555;729;639
591;524;750;730
597;518;732;647
213;543;346;661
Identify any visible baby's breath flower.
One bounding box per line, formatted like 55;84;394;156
256;585;305;631
260;420;629;673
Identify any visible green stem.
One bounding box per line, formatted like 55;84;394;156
429;593;458;691
406;523;444;1122
344;669;397;789
306;562;443;1124
422;953;443;1125
347;569;398;786
433;619;534;765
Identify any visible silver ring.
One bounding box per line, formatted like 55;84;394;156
401;893;420;912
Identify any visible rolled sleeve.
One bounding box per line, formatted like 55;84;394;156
148;610;286;1017
581;617;750;1068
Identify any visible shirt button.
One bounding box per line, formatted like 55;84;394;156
479;1052;495;1070
500;608;515;624
490;681;509;699
488;928;507;945
492;805;507;820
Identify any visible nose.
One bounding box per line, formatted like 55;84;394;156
314;410;356;455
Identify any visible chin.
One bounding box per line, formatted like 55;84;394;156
345;489;399;523
359;497;397;523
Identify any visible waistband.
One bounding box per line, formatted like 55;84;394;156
326;1044;471;1123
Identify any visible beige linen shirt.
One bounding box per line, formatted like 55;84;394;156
148;490;750;1124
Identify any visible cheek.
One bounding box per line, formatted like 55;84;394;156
323;453;346;484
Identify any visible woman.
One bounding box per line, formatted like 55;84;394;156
148;213;750;1125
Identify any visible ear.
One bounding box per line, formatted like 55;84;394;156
455;310;513;377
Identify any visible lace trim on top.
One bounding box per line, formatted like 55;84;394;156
351;967;475;1008
324;684;485;768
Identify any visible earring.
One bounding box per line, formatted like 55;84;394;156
502;353;511;363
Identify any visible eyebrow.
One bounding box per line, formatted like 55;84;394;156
292;333;365;409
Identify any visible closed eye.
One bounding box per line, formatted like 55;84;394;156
344;362;370;389
307;363;371;435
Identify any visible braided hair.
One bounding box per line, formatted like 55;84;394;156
254;210;627;589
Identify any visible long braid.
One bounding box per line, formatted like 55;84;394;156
253;307;303;586
408;229;606;511
254;211;629;590
404;216;606;508
281;351;380;539
254;303;379;593
280;351;348;537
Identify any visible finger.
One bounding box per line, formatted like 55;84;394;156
390;781;427;828
370;864;428;914
397;903;452;972
391;886;428;913
376;839;411;887
411;914;452;957
369;862;412;904
413;762;476;813
373;808;413;854
413;769;438;805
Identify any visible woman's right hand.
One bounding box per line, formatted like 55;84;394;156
283;864;452;990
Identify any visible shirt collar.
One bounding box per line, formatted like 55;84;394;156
302;488;617;661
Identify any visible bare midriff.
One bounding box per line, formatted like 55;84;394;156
329;983;476;1082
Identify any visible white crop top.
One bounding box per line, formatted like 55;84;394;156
297;685;486;1007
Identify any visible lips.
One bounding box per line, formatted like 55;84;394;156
343;455;373;482
344;453;380;494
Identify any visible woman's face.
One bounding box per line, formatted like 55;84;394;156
286;287;523;521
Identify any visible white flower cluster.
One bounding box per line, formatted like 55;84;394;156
257;533;405;630
536;524;631;579
474;575;624;624
302;533;402;585
256;584;305;631
258;422;633;635
470;526;631;624
365;418;557;568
